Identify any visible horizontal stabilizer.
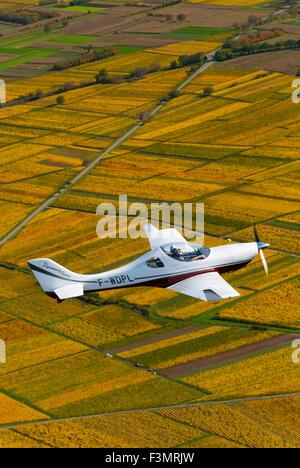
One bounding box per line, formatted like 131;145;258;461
54;283;84;300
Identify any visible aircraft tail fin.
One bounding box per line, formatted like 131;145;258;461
28;258;84;302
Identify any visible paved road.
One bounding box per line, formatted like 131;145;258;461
1;390;300;431
160;333;300;377
177;59;214;92
0;57;216;248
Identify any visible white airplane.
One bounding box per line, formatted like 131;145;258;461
28;224;269;303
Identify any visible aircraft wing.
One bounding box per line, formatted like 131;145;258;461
143;223;189;250
168;272;240;302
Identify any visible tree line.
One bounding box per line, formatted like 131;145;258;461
2;50;205;108
52;49;116;71
215;37;300;61
0;9;58;25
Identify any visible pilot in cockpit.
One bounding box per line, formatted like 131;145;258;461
170;245;183;258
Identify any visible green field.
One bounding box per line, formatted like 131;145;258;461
49;34;100;45
113;45;146;54
0;23;14;31
0;51;54;72
165;27;233;40
53;6;105;13
0;31;54;48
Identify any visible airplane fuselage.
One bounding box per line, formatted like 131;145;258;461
86;241;258;292
30;242;259;299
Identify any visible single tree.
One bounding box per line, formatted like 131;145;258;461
56;95;65;105
177;13;186;22
130;67;148;79
168;89;180;99
202;86;213;96
96;69;112;84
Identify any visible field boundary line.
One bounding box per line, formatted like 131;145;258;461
1;390;300;431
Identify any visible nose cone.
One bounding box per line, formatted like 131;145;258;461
257;242;269;250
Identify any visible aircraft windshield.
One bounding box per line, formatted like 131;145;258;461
161;243;210;262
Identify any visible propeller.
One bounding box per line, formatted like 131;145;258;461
253;225;269;276
254;225;260;244
260;249;269;276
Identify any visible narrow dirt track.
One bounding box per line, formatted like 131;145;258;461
107;325;201;354
160;333;299;377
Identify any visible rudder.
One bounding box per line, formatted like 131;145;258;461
28;258;84;301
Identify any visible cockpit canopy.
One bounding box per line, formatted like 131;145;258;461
161;243;211;262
